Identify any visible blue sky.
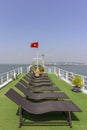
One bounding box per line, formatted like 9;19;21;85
0;0;87;64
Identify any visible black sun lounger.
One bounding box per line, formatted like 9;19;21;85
26;73;50;79
23;75;54;85
23;77;54;86
28;72;49;78
19;79;32;88
25;74;51;81
15;83;69;100
29;80;54;86
19;79;60;91
23;75;52;83
24;74;50;80
5;88;82;128
31;78;53;83
18;82;60;92
26;74;52;82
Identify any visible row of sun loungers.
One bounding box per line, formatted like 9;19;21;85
23;75;54;86
19;78;60;91
5;72;82;128
26;73;52;81
15;83;69;100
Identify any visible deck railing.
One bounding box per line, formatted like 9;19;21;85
0;67;22;89
0;65;87;94
45;66;87;94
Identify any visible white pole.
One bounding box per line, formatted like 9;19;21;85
7;72;9;81
37;53;38;67
32;52;41;67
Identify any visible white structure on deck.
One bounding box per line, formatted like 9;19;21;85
32;53;41;67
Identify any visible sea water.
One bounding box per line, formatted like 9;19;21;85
57;65;87;76
0;64;29;74
0;64;87;77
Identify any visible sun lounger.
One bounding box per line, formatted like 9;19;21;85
19;79;32;88
29;72;49;78
24;75;52;84
19;79;60;91
27;76;52;83
24;75;53;84
27;72;48;76
31;78;53;83
18;82;60;92
5;88;82;128
29;80;54;86
15;83;69;100
23;76;54;86
26;73;50;80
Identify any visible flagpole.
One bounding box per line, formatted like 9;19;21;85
32;52;41;67
37;52;39;67
36;45;39;67
30;41;39;67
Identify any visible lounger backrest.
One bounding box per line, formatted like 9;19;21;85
5;88;33;113
15;83;29;95
23;76;31;83
26;74;31;78
30;78;52;83
19;79;31;88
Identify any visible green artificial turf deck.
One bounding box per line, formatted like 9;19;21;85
0;74;87;130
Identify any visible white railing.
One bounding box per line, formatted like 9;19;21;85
45;66;87;94
0;67;22;89
1;65;87;94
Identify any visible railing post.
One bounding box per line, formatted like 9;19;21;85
82;76;85;91
55;67;58;76
18;68;20;75
58;69;60;76
58;69;61;79
20;67;22;74
14;70;15;75
82;76;85;86
65;71;68;81
48;67;51;73
27;67;29;73
54;67;56;74
1;76;3;84
7;72;9;81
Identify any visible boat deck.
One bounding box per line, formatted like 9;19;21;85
0;73;87;130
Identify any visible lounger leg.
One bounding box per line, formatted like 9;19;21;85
18;106;23;128
68;111;72;128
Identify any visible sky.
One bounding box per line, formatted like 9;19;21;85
0;0;87;64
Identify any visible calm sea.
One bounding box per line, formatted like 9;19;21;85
0;64;87;77
0;64;29;74
57;65;87;76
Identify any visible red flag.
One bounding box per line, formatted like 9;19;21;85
30;42;38;48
